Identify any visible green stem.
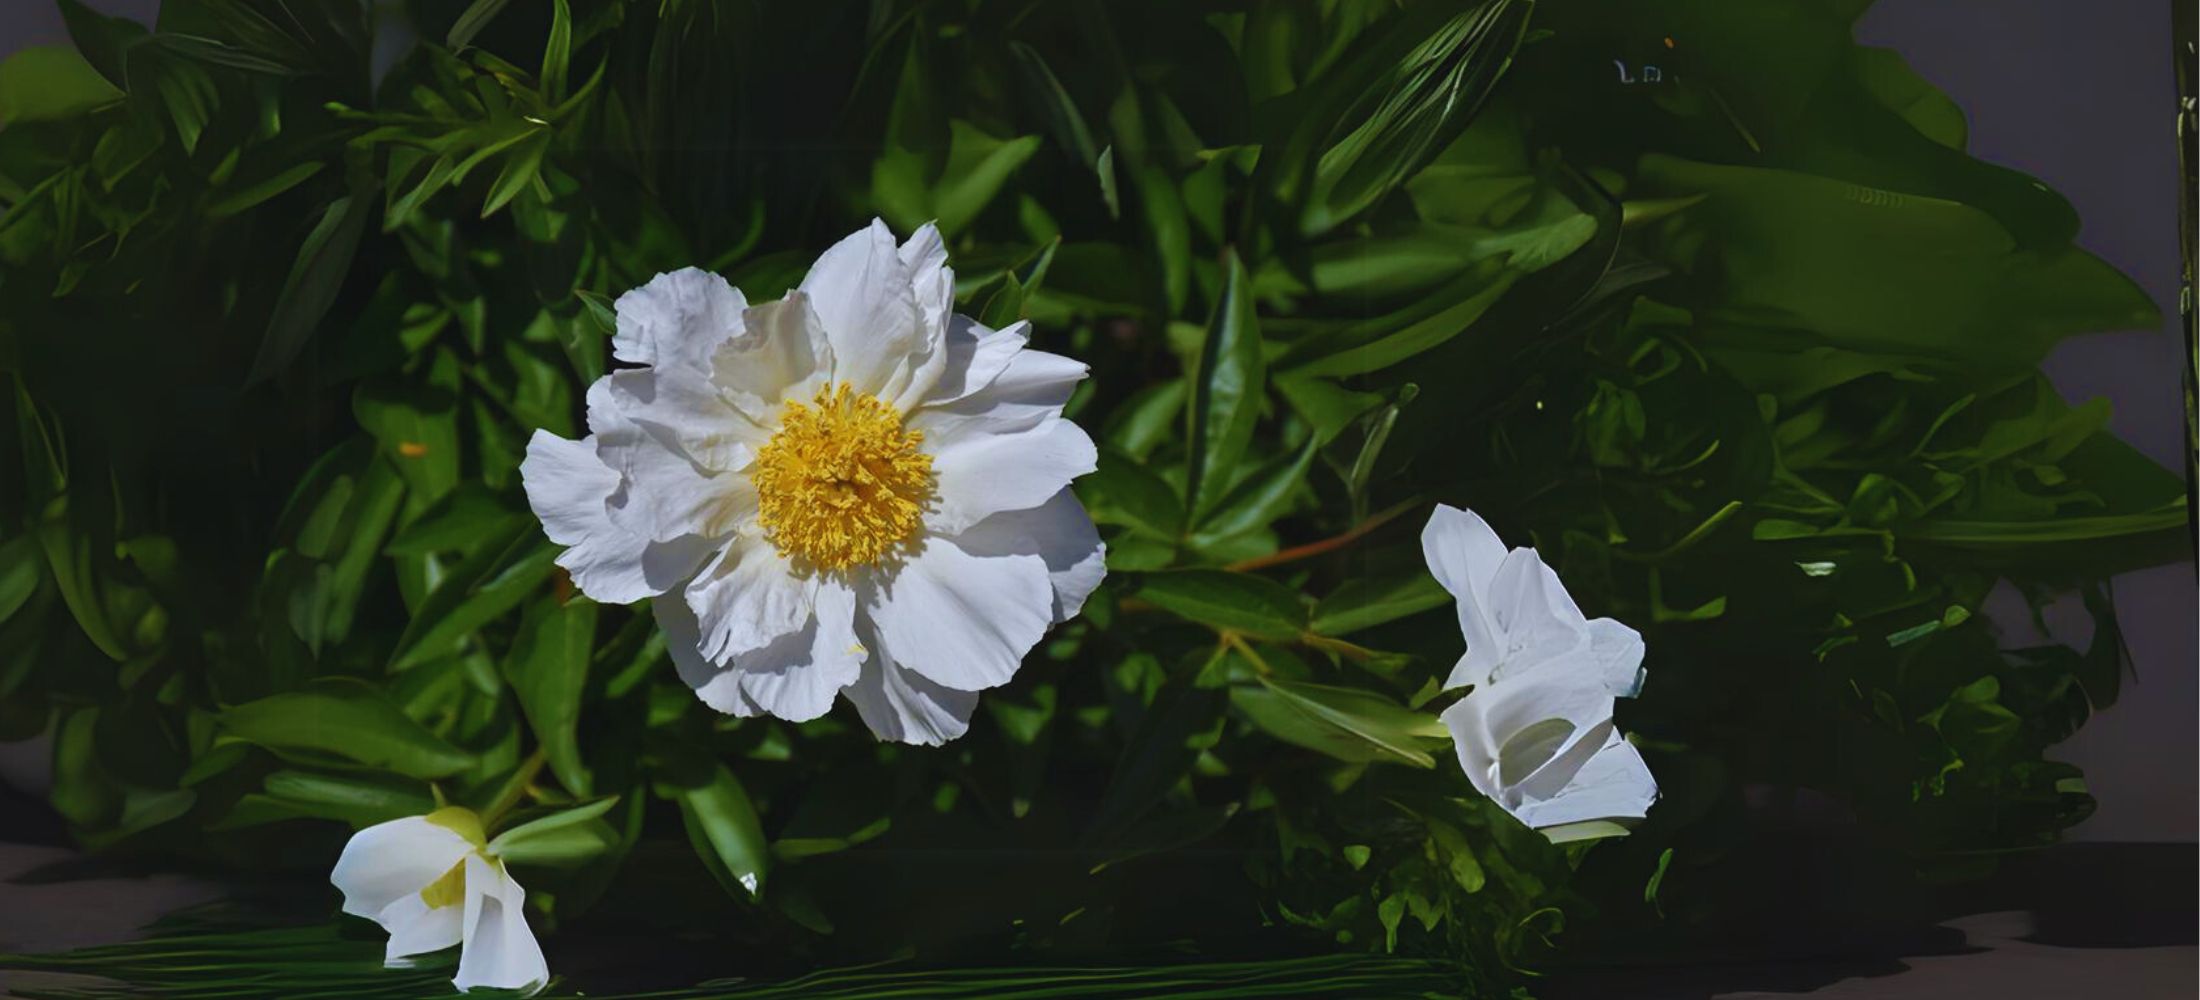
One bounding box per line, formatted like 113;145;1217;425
482;746;549;828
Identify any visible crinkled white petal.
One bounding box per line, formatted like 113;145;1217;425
712;292;833;422
725;578;862;723
601;368;761;476
918;344;1088;435
889;222;955;411
452;854;548;994
684;541;816;664
845;616;980;746
948;488;1105;623
593;374;755;544
654;595;765;717
520;431;711;604
865;533;1055;692
613;267;747;373
330;817;476;923
921;417;1097;536
798;218;923;401
922;317;1029;407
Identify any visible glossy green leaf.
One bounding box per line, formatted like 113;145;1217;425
1137;570;1307;640
220;685;476;779
502;595;597;796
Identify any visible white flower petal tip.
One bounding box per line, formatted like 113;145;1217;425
527;222;1103;745
1422;504;1659;834
330;808;550;995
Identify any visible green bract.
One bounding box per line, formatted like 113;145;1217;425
0;0;2179;995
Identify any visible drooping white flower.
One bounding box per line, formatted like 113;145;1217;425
522;220;1104;745
1422;504;1657;835
330;808;549;994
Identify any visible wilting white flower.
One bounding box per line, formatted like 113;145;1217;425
331;808;548;994
522;220;1104;745
1422;504;1657;835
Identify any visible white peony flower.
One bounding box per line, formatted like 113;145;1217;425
330;808;549;994
522;220;1104;745
1422;504;1658;835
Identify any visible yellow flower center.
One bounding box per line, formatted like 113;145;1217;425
752;383;934;571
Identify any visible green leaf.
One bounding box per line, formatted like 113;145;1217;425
206;161;326;219
243;770;437;827
1192;439;1316;543
446;0;513;49
1009;41;1099;167
1311;572;1451;637
1138;570;1306;641
0;46;122;127
1277;258;1517;377
487;796;619;866
1274;374;1384;448
1088;670;1226;838
353;357;462;508
540;0;573;103
36;496;127;662
1230;676;1447;768
384;483;526;556
1299;1;1531;235
665;764;769;898
1080;446;1185;541
387;521;557;670
481;130;551;218
1185;249;1265;520
249;191;374;385
933;121;1042;236
56;0;146;88
220;684;476;779
502;595;597;796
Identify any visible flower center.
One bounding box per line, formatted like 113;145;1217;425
752;383;934;571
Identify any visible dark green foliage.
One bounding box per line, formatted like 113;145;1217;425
0;0;2181;995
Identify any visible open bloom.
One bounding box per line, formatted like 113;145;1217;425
1422;504;1658;834
522;220;1103;745
331;808;548;994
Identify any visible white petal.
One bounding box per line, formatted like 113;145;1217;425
683;541;816;664
798;219;922;399
654;595;765;717
592;374;753;544
453;855;548;994
613;267;747;373
888;223;956;411
375;891;462;964
601;368;761;476
1585;617;1647;699
521;430;710;604
713;292;833;421
865;532;1053;692
1445;547;1591;689
845;615;980;745
1421;504;1508;604
948;489;1106;623
730;577;863;722
1511;732;1658;830
918;344;1087;434
1441;672;1617;822
921;417;1097;536
330;816;476;923
921;317;1029;408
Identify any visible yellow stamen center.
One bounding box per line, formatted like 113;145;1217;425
419;860;467;910
753;383;934;571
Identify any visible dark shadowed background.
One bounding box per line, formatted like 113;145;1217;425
0;0;2191;843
